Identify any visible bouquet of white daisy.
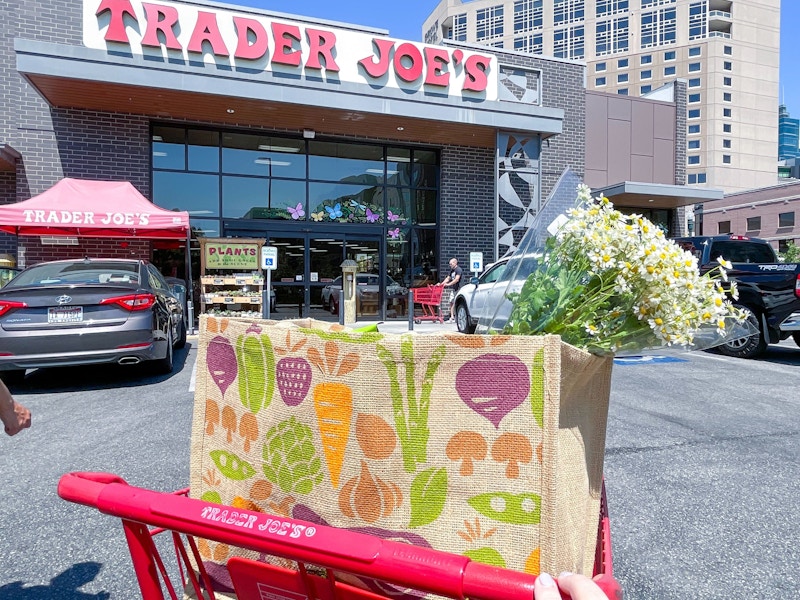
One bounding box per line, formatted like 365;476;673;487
478;178;753;355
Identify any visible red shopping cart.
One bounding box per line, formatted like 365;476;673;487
411;285;445;324
57;472;621;600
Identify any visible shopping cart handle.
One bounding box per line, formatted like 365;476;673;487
57;472;129;508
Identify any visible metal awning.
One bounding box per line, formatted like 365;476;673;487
592;181;724;210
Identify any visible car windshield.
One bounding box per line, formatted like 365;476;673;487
8;261;140;287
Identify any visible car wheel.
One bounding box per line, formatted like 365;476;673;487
174;318;187;350
330;299;338;315
0;369;25;385
153;328;174;374
455;302;475;334
793;332;800;348
716;305;767;359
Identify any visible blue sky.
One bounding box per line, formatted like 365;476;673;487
232;1;800;116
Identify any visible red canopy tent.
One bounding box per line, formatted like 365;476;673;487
0;177;194;326
0;178;189;239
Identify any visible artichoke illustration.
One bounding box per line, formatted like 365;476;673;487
263;417;324;494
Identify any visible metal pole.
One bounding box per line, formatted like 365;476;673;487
185;227;195;334
338;289;344;326
265;270;272;320
407;289;414;331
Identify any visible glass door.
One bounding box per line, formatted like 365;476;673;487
266;233;382;320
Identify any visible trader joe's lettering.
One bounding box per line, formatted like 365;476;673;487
22;209;151;226
199;505;317;539
88;0;495;97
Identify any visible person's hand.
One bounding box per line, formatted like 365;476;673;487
3;399;31;436
534;572;609;600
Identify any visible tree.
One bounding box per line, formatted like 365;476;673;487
778;241;800;263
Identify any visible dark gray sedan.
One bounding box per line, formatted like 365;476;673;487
0;258;185;381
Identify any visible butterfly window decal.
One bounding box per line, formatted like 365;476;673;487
388;227;401;239
325;203;343;219
387;210;400;222
287;202;305;220
310;211;325;222
365;208;381;223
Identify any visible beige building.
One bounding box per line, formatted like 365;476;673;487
422;0;781;193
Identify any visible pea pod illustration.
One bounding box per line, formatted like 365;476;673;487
235;329;275;414
467;491;541;525
201;490;223;504
464;547;506;567
409;467;447;527
210;449;256;481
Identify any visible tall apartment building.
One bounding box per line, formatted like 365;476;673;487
422;0;781;193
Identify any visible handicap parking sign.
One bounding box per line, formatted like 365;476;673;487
261;246;278;270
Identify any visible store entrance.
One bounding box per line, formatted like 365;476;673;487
225;224;386;320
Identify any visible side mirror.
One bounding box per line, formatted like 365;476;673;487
470;276;479;285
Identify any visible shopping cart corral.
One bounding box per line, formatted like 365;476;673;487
411;285;445;323
58;472;622;600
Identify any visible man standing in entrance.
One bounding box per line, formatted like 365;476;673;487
437;257;463;323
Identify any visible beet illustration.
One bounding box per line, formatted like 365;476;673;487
276;356;312;406
206;335;237;397
455;354;530;428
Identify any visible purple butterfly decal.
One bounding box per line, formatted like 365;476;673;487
366;208;380;223
287;202;305;220
388;228;400;239
387;210;401;222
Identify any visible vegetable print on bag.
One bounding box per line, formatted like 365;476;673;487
190;316;613;594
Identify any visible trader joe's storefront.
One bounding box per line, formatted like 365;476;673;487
153;124;440;318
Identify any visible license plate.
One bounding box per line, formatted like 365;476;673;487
48;306;83;323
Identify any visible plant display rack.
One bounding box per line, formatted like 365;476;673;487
198;237;265;318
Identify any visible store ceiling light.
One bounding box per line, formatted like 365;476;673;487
254;158;291;166
258;144;301;153
303;129;316;139
226;108;235;114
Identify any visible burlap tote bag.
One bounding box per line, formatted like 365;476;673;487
190;315;612;595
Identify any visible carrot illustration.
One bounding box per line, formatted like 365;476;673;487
313;382;353;489
308;339;359;489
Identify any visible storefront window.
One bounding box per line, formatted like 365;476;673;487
152;126;186;170
153;171;219;216
308;141;385;183
413;150;439;188
309;182;383;222
188;130;219;172
190;218;221;238
222;132;306;179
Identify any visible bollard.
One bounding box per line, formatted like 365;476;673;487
338;289;345;326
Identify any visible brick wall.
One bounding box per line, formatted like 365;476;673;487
439;144;496;275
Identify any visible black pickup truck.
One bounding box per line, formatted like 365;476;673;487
673;235;800;358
